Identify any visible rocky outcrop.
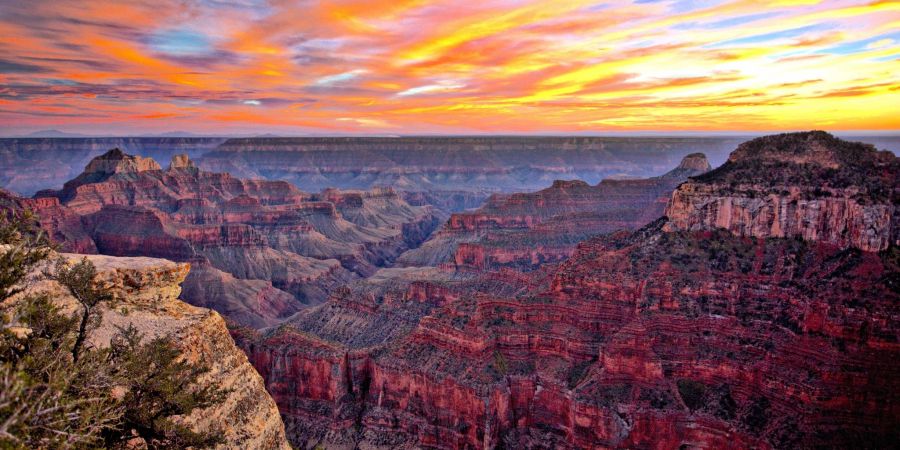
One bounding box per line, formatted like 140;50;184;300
400;154;711;270
169;153;198;171
21;253;291;449
665;131;899;252
660;152;712;178
80;147;161;176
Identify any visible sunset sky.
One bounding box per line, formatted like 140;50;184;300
0;0;898;135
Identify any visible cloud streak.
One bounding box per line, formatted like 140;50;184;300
0;0;897;134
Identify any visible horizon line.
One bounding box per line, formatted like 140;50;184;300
4;130;900;139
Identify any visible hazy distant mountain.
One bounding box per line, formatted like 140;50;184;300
151;131;202;137
25;129;89;138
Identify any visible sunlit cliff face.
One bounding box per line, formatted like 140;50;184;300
0;0;897;135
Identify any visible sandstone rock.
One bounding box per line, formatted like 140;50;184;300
661;152;712;178
0;189;96;253
82;148;161;175
168;153;198;171
16;253;291;449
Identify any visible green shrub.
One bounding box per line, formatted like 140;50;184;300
0;215;225;448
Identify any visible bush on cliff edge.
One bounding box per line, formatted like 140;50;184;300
0;214;225;449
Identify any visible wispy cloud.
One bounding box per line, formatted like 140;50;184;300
0;0;896;134
396;81;465;97
313;69;367;86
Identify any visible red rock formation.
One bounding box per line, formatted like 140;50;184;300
246;222;899;449
240;132;898;449
401;154;710;270
665;131;898;252
28;149;440;328
0;190;97;254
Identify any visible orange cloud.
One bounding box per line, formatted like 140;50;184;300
0;0;896;134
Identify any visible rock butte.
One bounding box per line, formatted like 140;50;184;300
664;131;898;252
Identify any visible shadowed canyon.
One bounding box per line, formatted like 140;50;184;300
1;131;897;448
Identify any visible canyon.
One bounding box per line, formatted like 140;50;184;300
1;136;748;207
3;131;897;448
235;131;898;449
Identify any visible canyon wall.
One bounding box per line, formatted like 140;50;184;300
400;153;711;270
240;132;899;449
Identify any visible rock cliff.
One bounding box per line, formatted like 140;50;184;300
0;189;97;254
665;131;898;252
248;224;900;450
79;147;162;177
240;132;899;449
23;253;291;449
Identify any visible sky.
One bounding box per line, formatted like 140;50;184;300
0;0;898;135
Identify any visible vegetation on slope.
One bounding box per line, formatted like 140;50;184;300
0;213;225;449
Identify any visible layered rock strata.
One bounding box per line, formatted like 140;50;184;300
665;131;898;252
31;149;440;327
400;153;711;270
240;132;899;449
